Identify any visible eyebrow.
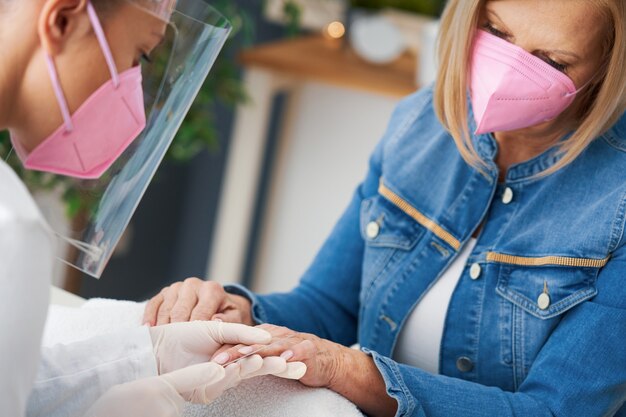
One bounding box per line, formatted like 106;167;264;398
485;9;510;32
546;49;581;61
485;8;581;61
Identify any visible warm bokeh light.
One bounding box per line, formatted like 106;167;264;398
325;21;346;39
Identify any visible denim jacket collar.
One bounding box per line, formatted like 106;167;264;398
468;101;567;184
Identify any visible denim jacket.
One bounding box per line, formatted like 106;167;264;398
227;86;626;416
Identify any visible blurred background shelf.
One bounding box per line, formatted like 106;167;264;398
239;35;417;97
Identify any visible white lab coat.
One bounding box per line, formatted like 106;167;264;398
0;160;158;417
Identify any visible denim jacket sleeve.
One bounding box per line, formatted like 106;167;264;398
225;88;433;347
365;244;626;417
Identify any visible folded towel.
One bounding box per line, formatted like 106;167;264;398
43;299;147;346
184;377;363;417
43;298;364;417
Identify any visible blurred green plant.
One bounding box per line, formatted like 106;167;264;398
167;0;255;161
282;1;303;37
0;0;255;218
350;0;447;17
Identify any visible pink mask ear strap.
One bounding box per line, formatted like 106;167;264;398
44;1;121;132
86;1;120;87
45;54;74;132
565;72;599;98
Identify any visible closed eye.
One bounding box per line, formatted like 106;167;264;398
482;21;570;73
482;21;510;40
540;55;568;73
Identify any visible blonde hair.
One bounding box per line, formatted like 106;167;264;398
433;0;626;177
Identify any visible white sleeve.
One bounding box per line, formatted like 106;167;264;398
0;217;157;417
27;326;158;417
0;220;54;417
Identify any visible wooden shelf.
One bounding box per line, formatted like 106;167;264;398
239;35;418;98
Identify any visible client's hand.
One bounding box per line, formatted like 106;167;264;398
143;278;253;326
149;321;268;375
86;355;307;417
209;324;348;389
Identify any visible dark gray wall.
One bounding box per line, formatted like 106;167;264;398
81;0;286;301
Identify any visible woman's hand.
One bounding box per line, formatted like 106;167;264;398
143;278;253;326
209;324;347;388
209;324;398;417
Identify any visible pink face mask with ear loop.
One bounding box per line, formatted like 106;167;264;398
11;1;146;180
470;29;590;135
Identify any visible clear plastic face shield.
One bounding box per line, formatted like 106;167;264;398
6;0;231;277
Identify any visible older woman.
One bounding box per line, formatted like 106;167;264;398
145;0;626;415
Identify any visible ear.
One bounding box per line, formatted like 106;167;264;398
38;0;89;56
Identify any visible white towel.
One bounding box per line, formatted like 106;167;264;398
43;299;364;417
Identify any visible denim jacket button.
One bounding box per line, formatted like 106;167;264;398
456;356;474;372
469;263;482;280
537;292;551;310
366;221;380;239
502;187;514;204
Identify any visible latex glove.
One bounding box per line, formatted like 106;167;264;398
86;355;307;417
85;362;224;417
149;320;272;374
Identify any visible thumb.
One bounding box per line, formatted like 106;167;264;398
161;362;226;394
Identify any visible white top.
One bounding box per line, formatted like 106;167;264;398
0;160;157;417
393;238;477;374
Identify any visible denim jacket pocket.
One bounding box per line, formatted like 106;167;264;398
359;195;424;303
493;259;601;387
496;264;599;320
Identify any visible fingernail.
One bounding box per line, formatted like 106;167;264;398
213;318;223;322
213;352;230;365
280;350;294;360
287;362;307;379
238;346;255;355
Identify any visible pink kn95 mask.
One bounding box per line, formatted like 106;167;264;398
469;29;585;135
11;1;146;179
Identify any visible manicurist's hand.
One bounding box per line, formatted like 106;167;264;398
149;321;270;374
143;278;253;326
86;355;306;417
